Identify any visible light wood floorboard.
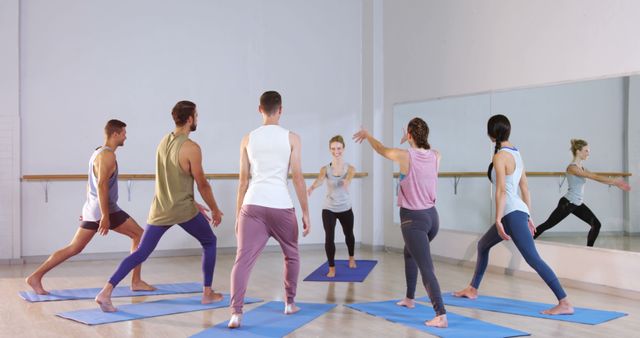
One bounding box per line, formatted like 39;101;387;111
1;248;638;337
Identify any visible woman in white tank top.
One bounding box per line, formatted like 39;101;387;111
454;114;574;316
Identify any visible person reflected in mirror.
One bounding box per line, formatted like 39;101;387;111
534;139;631;246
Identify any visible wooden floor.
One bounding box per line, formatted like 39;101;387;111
1;248;638;337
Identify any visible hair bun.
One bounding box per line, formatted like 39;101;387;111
570;139;588;155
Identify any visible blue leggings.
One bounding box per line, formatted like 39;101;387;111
108;213;217;287
471;211;567;300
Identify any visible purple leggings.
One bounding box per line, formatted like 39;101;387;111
107;213;217;287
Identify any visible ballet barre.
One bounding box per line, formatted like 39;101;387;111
392;171;632;195
21;172;370;203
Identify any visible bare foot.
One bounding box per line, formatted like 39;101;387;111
284;303;301;315
396;297;416;309
26;275;49;295
202;291;224;304
452;286;478;299
228;313;242;328
348;257;357;269
326;266;336;278
541;299;574;315
131;280;156;291
95;291;117;312
425;314;448;328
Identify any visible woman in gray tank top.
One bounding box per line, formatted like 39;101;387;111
308;135;357;278
534;139;630;246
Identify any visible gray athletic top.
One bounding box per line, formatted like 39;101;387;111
564;163;586;205
490;147;530;217
323;163;352;213
81;146;121;222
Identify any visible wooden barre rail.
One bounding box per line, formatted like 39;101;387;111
22;172;370;181
22;171;631;181
392;171;631;194
393;172;632;178
21;171;630;202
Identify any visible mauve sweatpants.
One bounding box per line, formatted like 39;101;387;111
230;204;300;314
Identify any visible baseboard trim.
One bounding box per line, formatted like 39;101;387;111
360;243;386;252
0;258;25;265
432;254;640;300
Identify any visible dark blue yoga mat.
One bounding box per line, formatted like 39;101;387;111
20;282;203;302
191;301;336;337
56;294;262;325
303;260;377;282
417;293;627;325
346;300;529;338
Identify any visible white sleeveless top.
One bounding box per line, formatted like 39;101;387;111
490;147;530;217
243;125;294;208
81;146;121;222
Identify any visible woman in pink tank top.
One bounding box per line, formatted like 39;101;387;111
354;117;447;328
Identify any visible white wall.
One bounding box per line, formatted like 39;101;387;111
0;0;21;261
393;78;626;237
384;0;640;104
19;0;363;256
360;0;385;248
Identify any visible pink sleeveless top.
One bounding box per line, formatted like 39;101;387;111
397;148;438;210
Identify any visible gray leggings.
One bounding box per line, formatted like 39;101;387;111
400;207;446;316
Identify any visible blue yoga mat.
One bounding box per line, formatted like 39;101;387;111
346;300;529;338
303;260;377;282
417;293;627;325
191;301;336;338
20;282;203;302
56;294;262;325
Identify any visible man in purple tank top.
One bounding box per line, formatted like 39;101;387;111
26;120;155;295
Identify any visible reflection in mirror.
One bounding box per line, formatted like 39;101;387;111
393;76;638;252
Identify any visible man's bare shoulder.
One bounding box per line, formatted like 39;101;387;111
241;133;250;145
288;131;301;144
96;149;116;161
182;139;201;152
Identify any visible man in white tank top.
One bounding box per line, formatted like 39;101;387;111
25;120;155;295
228;91;311;328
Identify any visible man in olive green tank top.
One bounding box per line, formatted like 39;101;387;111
147;129;200;225
95;101;225;312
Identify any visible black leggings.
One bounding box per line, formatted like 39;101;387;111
322;209;355;267
534;197;601;246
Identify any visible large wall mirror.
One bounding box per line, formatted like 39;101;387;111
393;76;638;252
